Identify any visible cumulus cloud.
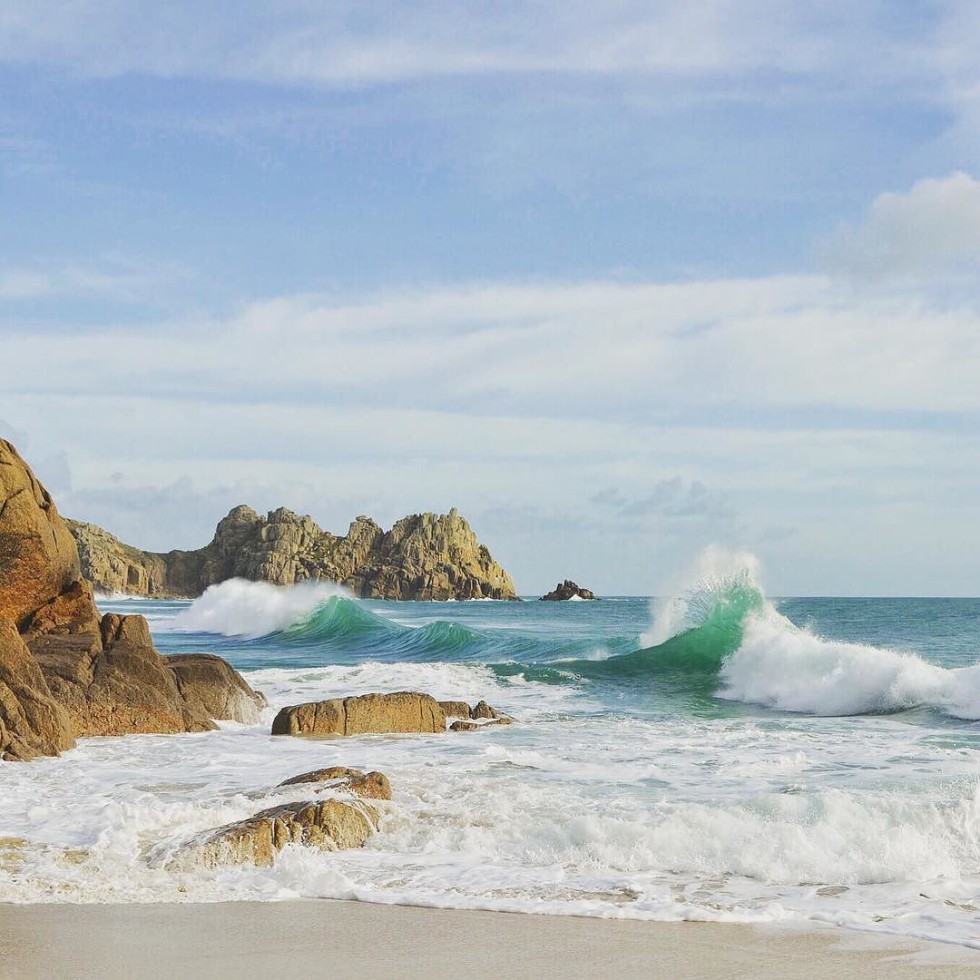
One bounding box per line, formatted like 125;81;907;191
826;172;980;279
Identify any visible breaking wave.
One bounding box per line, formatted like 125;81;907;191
165;566;980;720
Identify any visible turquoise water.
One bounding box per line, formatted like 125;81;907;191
4;567;980;948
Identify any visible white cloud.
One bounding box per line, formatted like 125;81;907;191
3;273;978;416
826;172;980;279
0;2;930;89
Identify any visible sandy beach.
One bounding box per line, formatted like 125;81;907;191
1;901;978;980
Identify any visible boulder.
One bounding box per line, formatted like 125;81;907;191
471;699;500;720
278;766;392;800
272;691;446;738
0;621;75;761
540;580;597;601
168;653;267;725
437;700;473;719
172;798;377;868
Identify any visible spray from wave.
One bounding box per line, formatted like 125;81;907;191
170;579;353;637
614;548;980;720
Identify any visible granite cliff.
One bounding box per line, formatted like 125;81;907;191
69;505;517;601
0;439;265;761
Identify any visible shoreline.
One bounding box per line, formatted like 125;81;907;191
1;900;978;980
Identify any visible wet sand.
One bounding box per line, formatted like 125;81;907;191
1;901;978;980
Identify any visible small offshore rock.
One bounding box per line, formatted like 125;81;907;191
539;580;597;601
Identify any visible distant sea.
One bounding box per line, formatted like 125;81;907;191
3;556;980;948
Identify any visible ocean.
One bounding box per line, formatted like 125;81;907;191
2;555;980;949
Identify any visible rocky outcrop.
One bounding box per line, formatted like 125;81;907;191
540;580;597;601
69;505;517;601
0;439;265;760
172;798;378;868
272;691;447;738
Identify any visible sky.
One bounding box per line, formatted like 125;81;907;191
2;1;979;596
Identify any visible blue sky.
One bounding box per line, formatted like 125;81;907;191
2;2;980;595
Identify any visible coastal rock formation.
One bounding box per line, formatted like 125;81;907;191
68;520;169;597
272;691;446;738
173;798;378;868
0;439;265;760
278;766;392;800
68;505;517;601
540;580;597;601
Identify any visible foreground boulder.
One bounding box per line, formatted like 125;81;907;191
168;653;267;725
69;505;518;601
171;799;378;868
0;439;265;759
272;692;512;738
272;691;446;737
540;580;596;601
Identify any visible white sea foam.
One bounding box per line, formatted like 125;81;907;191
168;578;351;637
720;607;980;719
4;685;980;947
6;587;980;949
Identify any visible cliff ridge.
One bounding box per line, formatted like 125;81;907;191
69;505;517;601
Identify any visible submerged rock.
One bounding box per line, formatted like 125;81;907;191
68;505;518;601
539;580;596;601
172;798;378;868
278;766;392;800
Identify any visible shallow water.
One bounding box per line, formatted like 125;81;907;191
2;566;980;948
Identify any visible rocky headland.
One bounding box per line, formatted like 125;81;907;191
0;439;265;761
69;504;517;602
540;580;597;601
